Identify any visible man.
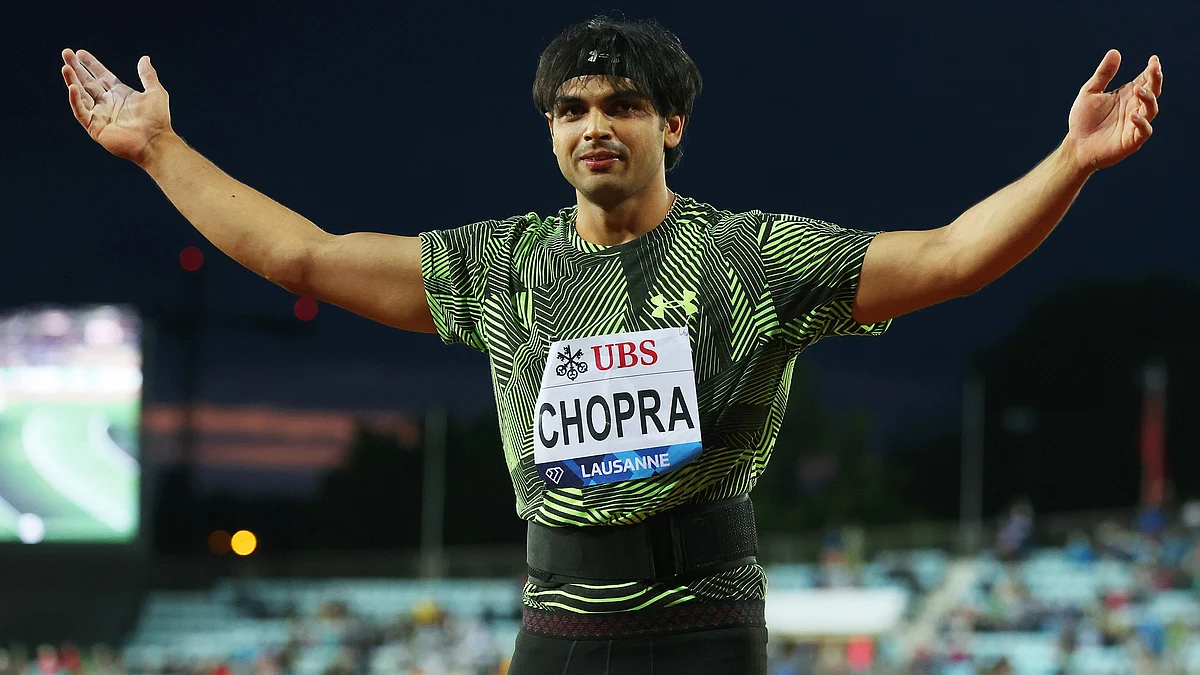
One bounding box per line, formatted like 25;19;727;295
61;15;1161;675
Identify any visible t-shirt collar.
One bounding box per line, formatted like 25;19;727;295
560;193;688;256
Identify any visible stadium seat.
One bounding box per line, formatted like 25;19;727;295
765;564;815;589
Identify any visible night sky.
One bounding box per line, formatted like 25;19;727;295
10;1;1198;444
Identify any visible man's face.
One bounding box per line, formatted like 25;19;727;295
546;76;684;205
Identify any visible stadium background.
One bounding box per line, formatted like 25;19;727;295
6;0;1199;673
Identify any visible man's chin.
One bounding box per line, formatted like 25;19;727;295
576;183;631;208
572;174;635;202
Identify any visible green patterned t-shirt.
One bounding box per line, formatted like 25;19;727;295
419;195;889;613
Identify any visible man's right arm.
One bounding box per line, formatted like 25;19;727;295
139;134;436;333
61;49;434;334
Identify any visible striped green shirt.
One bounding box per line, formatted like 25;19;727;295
420;195;888;613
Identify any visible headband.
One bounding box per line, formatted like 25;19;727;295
563;42;629;82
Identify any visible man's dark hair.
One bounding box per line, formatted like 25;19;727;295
533;16;702;171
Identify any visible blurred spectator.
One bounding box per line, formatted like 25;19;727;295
460;612;503;675
813;641;850;675
986;656;1014;675
232;580;271;619
1134;612;1167;658
996;500;1034;562
1137;505;1167;541
1165;617;1190;657
884;552;922;598
1181;537;1200;589
58;644;81;675
1096;520;1137;562
1181;499;1200;530
903;645;935;675
820;528;845;555
1056;615;1079;657
87;644;122;675
35;644;60;675
816;546;858;589
769;640;816;675
1064;530;1096;566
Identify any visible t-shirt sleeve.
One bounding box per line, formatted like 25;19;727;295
419;221;496;352
756;211;891;346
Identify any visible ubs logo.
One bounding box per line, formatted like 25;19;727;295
555;345;588;381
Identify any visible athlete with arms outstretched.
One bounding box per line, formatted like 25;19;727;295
61;17;1161;674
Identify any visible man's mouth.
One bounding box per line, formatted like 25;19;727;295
581;152;620;169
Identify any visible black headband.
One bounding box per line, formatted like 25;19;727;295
563;43;629;83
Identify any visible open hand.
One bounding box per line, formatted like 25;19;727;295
1066;50;1162;172
61;49;173;165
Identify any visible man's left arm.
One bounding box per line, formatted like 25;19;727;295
852;50;1163;326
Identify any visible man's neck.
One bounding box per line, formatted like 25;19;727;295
573;184;676;247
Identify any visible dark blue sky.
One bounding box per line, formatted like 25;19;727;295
9;1;1197;441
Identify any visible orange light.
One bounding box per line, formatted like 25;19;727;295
231;530;258;556
207;530;231;555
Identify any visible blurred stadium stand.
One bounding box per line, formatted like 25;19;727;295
5;508;1200;674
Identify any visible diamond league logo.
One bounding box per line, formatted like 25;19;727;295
554;344;588;381
545;467;564;484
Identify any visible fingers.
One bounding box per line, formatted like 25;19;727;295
75;49;115;83
1130;110;1153;150
137;55;162;92
66;83;93;129
1136;83;1159;122
1148;54;1163;98
63;48;107;101
60;63;95;108
1081;49;1121;95
76;49;123;92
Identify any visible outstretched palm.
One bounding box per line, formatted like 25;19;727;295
1067;50;1163;171
61;49;172;164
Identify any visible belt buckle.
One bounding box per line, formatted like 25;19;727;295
646;511;687;581
668;513;689;578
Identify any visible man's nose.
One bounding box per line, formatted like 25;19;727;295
583;109;613;141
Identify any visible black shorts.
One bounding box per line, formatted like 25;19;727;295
508;625;768;675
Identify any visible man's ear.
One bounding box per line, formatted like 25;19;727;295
546;112;555;147
663;113;686;149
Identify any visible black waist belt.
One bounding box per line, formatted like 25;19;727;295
526;495;758;584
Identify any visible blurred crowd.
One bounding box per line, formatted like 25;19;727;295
761;501;1200;674
0;599;514;675
913;502;1200;675
10;502;1200;675
0;644;124;675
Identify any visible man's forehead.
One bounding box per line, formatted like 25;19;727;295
555;75;641;99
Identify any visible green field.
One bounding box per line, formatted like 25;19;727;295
0;400;139;543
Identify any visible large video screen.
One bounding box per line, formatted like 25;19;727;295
0;306;141;544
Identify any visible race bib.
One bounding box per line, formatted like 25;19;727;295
532;327;703;488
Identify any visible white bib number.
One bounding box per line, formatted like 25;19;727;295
532;327;703;487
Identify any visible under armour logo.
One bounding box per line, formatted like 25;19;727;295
587;49;619;63
650;291;698;319
545;467;564;484
554;344;589;381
